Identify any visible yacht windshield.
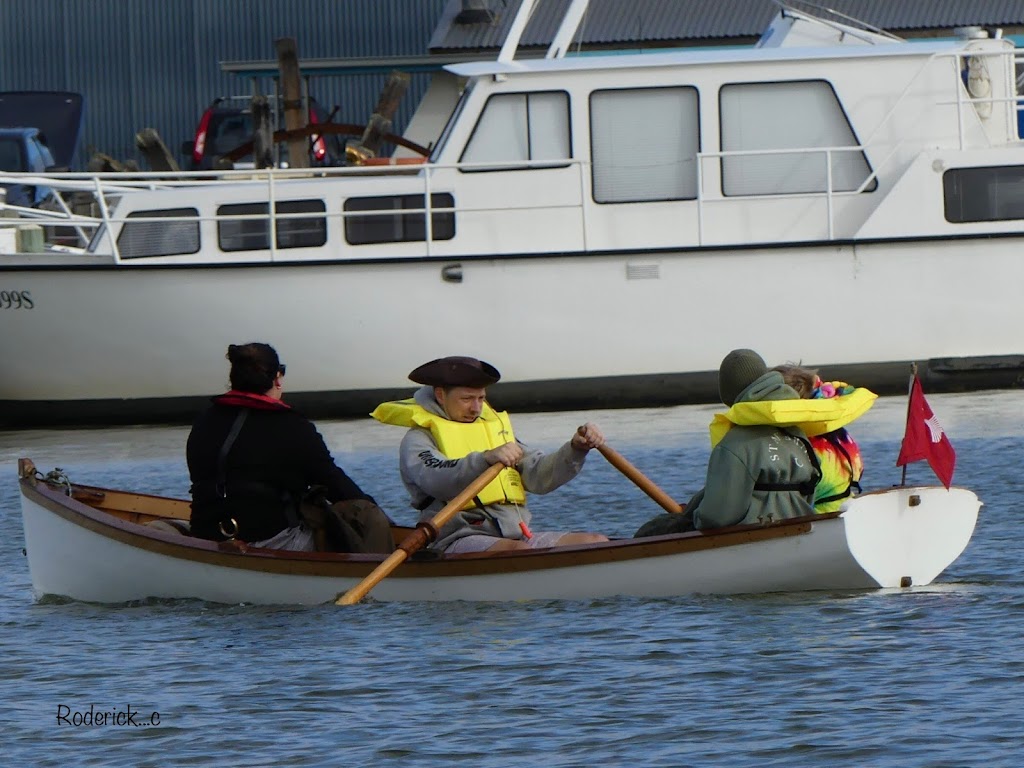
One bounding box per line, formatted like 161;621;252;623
430;80;475;161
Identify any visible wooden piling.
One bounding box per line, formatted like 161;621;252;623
251;95;274;169
275;37;311;169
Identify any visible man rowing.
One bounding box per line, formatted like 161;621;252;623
372;356;609;553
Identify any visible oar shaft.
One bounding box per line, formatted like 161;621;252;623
336;462;504;605
597;444;683;514
337;549;410;605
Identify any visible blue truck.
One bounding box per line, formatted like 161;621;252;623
0;91;83;208
0;126;57;207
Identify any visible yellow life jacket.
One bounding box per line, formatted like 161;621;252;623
709;387;878;447
370;398;526;509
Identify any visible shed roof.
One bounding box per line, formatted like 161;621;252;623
429;0;1024;51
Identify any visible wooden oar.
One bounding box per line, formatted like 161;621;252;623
336;463;504;605
597;444;684;514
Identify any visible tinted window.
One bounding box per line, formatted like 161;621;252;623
460;92;570;170
344;194;455;245
117;208;200;258
217;199;327;252
0;137;25;172
944;166;1024;223
719;80;875;196
591;87;699;203
210;114;253;156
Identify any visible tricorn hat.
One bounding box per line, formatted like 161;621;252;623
408;356;501;388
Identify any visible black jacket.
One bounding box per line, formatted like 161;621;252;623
187;392;373;542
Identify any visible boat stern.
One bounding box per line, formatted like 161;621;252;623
841;486;981;588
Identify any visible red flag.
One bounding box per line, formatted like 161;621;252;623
896;376;956;488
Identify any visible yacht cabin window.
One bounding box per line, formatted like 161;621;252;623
943;166;1024;222
590;86;699;203
460;91;570;169
117;208;200;259
719;80;875;196
217;200;327;252
344;193;456;245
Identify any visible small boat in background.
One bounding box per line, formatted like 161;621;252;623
16;458;980;605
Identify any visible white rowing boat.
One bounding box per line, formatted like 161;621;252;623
17;458;980;604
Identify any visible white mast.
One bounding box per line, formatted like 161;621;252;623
497;0;541;63
546;0;591;58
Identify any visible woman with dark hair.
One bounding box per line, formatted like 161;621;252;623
187;342;380;551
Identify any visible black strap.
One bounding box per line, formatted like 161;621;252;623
815;486;854;505
215;409;248;498
814;432;862;505
754;479;819;496
753;434;821;501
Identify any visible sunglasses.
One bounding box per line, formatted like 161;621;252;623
277;364;287;377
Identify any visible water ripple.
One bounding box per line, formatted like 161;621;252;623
4;395;1024;765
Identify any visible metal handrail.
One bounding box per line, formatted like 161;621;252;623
2;44;1019;257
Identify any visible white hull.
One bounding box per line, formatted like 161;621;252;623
3;236;1023;398
19;478;980;604
4;234;1024;426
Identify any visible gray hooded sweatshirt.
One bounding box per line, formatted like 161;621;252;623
399;386;589;550
690;371;820;530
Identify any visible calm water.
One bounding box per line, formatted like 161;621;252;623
2;391;1022;767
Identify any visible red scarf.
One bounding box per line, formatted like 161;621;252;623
214;390;291;411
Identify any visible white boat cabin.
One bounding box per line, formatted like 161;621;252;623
23;9;1024;267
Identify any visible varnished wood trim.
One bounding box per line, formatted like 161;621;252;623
21;474;830;580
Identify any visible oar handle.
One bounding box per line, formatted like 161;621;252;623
597;444;684;514
336;463;504;605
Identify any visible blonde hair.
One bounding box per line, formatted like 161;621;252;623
771;363;818;398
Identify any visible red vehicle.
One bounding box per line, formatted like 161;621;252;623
182;96;343;170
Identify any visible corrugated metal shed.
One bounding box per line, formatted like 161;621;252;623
0;0;448;167
4;0;1023;168
429;0;1024;50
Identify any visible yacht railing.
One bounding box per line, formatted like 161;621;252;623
694;145;868;242
1;43;1019;257
0;159;593;261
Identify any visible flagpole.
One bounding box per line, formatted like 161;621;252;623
900;362;917;487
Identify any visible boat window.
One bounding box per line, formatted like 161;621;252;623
430;79;475;161
343;193;455;245
590;86;699;203
719;80;876;196
0;137;26;171
217;199;327;252
117;208;200;259
459;91;570;170
943;166;1024;223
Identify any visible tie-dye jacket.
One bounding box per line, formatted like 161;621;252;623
808;381;864;513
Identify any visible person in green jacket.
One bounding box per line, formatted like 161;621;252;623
635;348;820;536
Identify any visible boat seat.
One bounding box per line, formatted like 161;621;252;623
145;519;191;536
